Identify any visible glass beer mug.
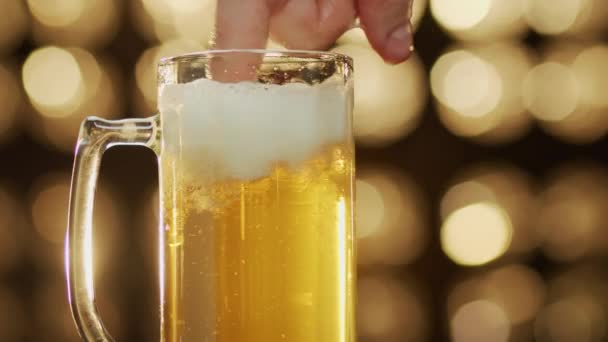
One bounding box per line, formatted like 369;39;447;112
66;50;355;342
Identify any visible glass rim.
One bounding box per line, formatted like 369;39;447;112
158;49;352;66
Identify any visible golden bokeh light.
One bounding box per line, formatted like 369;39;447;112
524;42;608;143
451;299;511;342
356;166;428;266
523;62;579;122
484;265;546;324
0;187;25;274
0;288;26;341
24;47;121;152
133;0;216;44
537;265;608;342
573;45;608;108
444;166;538;254
355;180;385;239
448;264;546;333
358;274;428;341
135;39;204;113
29;173;123;277
441;202;512;266
332;44;427;146
525;0;608;37
431;0;527;41
0;0;28;53
432;43;534;144
537;166;608;262
0;62;22;143
23;46;84;117
27;0;120;48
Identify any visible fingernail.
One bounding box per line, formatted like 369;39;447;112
385;24;413;63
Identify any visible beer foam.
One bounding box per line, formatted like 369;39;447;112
159;78;348;180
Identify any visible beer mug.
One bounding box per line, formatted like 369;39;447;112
66;50;356;342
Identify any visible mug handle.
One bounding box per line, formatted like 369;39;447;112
66;116;159;341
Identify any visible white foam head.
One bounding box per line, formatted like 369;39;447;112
159;78;348;180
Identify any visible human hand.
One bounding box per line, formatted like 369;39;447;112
215;0;415;64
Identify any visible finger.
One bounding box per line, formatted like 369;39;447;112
214;0;271;49
269;0;356;50
213;0;273;81
357;0;414;64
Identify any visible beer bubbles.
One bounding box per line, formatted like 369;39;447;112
431;42;533;144
356;166;428;266
332;44;427;147
22;46;120;152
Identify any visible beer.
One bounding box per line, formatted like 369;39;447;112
159;78;355;342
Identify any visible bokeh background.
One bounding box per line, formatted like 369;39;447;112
1;0;608;341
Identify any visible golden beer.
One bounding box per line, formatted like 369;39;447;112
161;144;354;341
66;51;354;342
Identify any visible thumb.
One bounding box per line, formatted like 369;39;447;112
357;0;414;64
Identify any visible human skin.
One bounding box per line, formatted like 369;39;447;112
214;0;415;64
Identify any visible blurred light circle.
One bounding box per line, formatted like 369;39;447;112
356;166;428;266
355;180;385;239
0;0;28;53
535;297;603;342
29;173;122;276
537;166;608;262
358;274;428;341
441;202;512;266
431;0;492;30
23;46;83;116
26;49;121;152
572;45;608;108
0;288;26;341
135;39;204;113
27;0;86;27
432;44;533;144
525;0;605;36
435;50;502;117
523;62;579;122
332;44;427;146
134;0;216;44
0;62;22;143
432;0;527;41
27;0;120;48
485;265;546;324
524;42;608;144
441;165;538;255
451;299;511;342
